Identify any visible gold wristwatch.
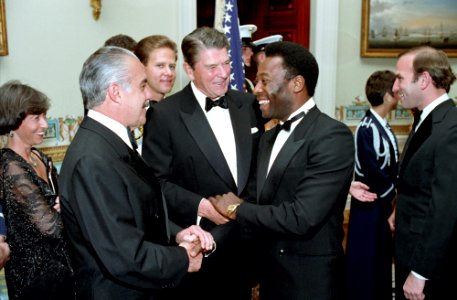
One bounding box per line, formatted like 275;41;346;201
226;204;240;218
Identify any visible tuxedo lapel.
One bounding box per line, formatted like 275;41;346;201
259;107;319;204
179;87;236;189
400;115;432;176
126;145;172;243
126;146;151;178
124;145;171;242
257;129;277;199
82;118;131;158
82;118;153;182
226;92;252;194
400;100;454;176
259;135;306;204
400;129;415;168
82;118;171;242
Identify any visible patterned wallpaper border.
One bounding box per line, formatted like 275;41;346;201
7;97;456;165
335;98;414;135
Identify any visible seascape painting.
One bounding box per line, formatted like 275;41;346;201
361;0;457;57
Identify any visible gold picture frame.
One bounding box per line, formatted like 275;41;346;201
360;0;457;58
0;0;7;56
39;145;69;164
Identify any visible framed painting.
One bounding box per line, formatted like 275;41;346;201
0;0;7;56
361;0;457;58
44;118;60;140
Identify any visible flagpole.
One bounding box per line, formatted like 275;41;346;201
214;0;225;30
213;0;245;91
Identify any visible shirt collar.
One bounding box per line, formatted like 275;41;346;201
191;82;207;112
280;98;316;125
420;93;450;123
369;108;387;127
87;110;133;149
191;81;226;113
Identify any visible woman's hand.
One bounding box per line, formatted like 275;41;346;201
53;196;61;213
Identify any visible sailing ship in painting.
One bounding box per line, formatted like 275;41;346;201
369;23;457;49
368;0;457;49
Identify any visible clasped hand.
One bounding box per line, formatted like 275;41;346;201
176;225;215;257
177;225;215;272
208;192;243;220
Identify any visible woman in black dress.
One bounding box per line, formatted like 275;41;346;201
0;81;74;300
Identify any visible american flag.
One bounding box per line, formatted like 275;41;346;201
214;0;245;91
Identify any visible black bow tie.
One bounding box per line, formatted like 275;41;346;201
205;96;228;112
277;112;305;132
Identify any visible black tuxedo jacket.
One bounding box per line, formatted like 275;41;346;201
59;117;188;300
141;84;262;299
142;84;262;239
395;99;457;299
236;106;355;300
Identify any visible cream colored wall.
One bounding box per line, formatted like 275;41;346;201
1;0;456;119
0;0;195;118
336;0;457;107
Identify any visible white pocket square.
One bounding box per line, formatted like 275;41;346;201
251;127;259;134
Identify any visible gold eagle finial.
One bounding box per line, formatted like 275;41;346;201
90;0;101;21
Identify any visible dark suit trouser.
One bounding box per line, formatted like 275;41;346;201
170;236;256;300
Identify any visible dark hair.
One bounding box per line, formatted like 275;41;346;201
0;80;50;135
134;35;178;66
365;70;396;107
265;41;319;97
104;34;137;52
181;26;229;69
399;46;456;92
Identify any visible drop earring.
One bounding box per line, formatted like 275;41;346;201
9;131;14;137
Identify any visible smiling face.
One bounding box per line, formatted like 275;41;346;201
144;47;177;101
14;113;48;147
254;56;295;121
120;57;153;128
184;47;230;99
393;53;423;110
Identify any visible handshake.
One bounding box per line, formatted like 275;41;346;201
180;192;244;272
176;225;215;272
208;192;244;221
198;192;245;226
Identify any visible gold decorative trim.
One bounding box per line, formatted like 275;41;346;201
38;145;69;163
90;0;101;21
0;0;8;56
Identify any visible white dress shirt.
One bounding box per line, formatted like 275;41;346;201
87;110;135;150
191;82;238;185
414;93;450;132
191;82;238;226
267;98;316;175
